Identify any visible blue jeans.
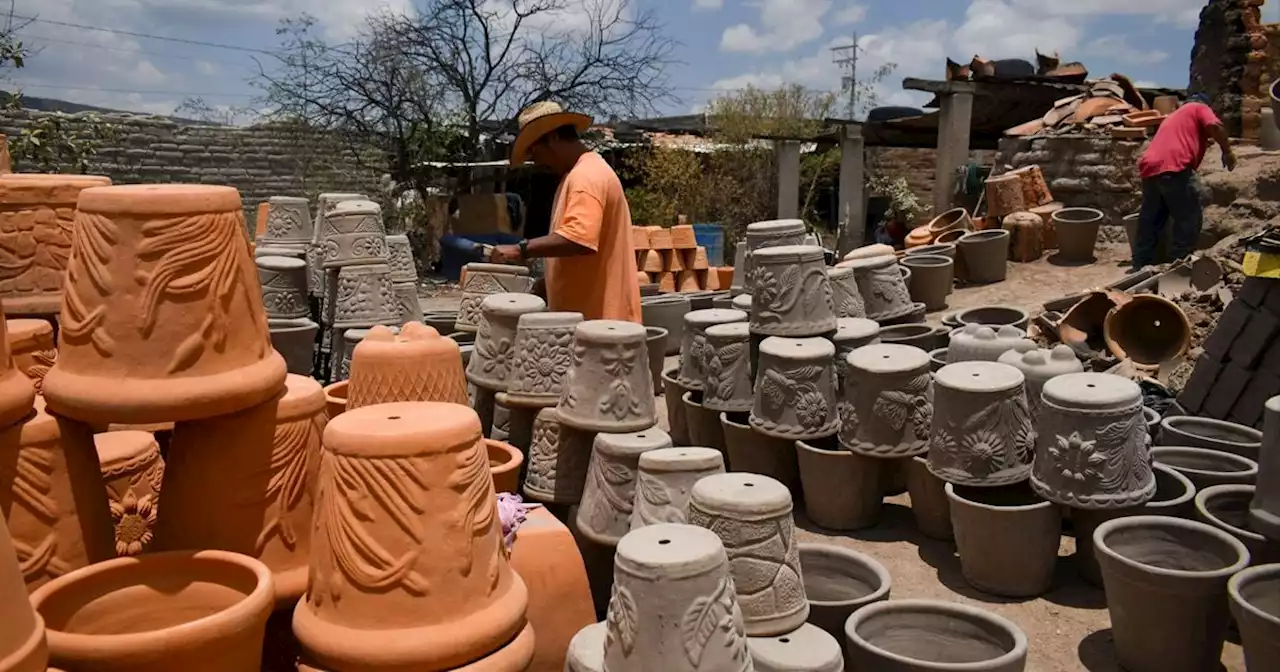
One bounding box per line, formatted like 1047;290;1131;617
1133;169;1202;270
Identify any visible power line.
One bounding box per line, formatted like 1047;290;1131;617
9;80;256;98
9;13;277;55
831;33;858;120
15;32;257;70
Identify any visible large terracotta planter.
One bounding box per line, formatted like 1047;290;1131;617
0;517;48;672
346;322;469;411
558;320;656;433
45;185;287;425
640;295;691;356
158;374;324;607
509;507;595;672
844;599;1028;672
907;456;953;540
1151;446;1257;489
1160;416;1262;460
1229;563;1280;672
31;550;274;672
0;174;111;316
797;436;882;530
677;308;747;390
575;428;672;545
928;361;1033;487
630;447;724;529
1093;516;1249;672
1051;207;1103;263
751;337;839;440
467;293;547;392
294;401;533;671
456;263;532;333
1195;484;1274;562
840;343;933;458
720;412;799;496
1104;294;1191;368
800;543;890;669
900;254;954;311
947;483;1060;597
1142;463;1197;518
956;230;1010;284
688;473;807;636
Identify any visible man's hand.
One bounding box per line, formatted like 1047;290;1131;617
1223;151;1237;172
489;244;522;264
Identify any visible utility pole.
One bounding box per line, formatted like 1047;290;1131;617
831;33;858;120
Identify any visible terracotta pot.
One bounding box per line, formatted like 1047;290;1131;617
702;323;752;413
956;230;1010;284
486;439;523;494
575;428;672;545
502;311;583;407
269;318;319;377
907;456;953;540
31;550;274;672
322;380;347;418
95;431;164;558
720;412;799;497
1050;207;1103;263
1160;416;1262;461
927;207;970;236
1229;563;1280;672
947;482;1060;597
797;436;882;530
997;344;1083;415
1103;294;1190;368
905;226;933;248
456;262;532;333
0;318;34;431
749;245;837;337
955;305;1030;331
558;321;657;433
602;523;751;672
294;401;533;671
347;322;469;411
643;326;667;391
640;295;691;356
844;599;1028;672
800;543;890;669
876;323;947;352
0;517;48;672
687;473;807;636
0;174;112;316
630;447;724;529
1151;446;1257;489
5;318;55;394
904;243;956;259
840;343;933;458
678;308;748;390
660;367;691;445
929;362;1033;487
928;347;947;372
1195;484;1276;562
900;255;954;311
847;255;916;323
1141;463;1197;518
752;337;839;441
1093;516;1249;672
747;623;844;672
509;507;595;672
683;391;728;455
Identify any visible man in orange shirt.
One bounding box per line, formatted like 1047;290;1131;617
489;102;642;323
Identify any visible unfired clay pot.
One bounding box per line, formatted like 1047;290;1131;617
797;436;883;531
384;234;417;283
678;308;748;391
269;318;319;377
799;543;890;669
641;295;691;356
558;320;657;433
45;184;287;425
846;255;915;323
317;199;388;269
1031;373;1155;509
1160;416;1262;461
5;318;56;393
688;473;807;636
947;483;1060;597
258;255;310;320
683;391;729;457
522;407;596;505
466;293;548;392
997;345;1083;415
1252;395;1280;542
900;254;954;311
957;230;1010;284
95;431;164;557
1151;446;1258;489
1103;294;1191;367
720;412;799;497
158;374;324;607
702;322;752;413
946;324;1033;364
747;623;844;672
1051;207;1103;263
840;344;933;458
346;322;469;411
566;621;605;672
391;279;422;325
955;305;1031;331
830;317;879;396
602;523;752;672
661;367;691;446
1093;516;1249;672
645;326;667;391
457;263;532;333
31;550;274;672
331;263;401;329
844;599;1028;672
630;447;724;529
876;324;947;352
908;456;953;540
1228;563;1280;672
575;427;672;545
294;401;534;671
1141;463;1197;519
743;219;807;295
0;516;49;672
927;361;1033;487
927;207;970;236
1195;484;1274;562
260;195;312;247
751;337;838;440
826;266;867;319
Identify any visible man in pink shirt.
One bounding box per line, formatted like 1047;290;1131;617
1132;93;1236;270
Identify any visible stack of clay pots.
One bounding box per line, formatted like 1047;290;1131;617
308;193;367;374
466;292;547;436
259;197;321;378
845;254;922;325
456;262;534;333
677;308;748;457
741;219;806;295
493;307;581;463
385;234;422;324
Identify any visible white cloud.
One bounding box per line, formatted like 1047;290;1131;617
692;0;723;10
1084;35;1168;65
1009;0;1205;29
952;0;1080;61
719;0;833;54
832;4;867;26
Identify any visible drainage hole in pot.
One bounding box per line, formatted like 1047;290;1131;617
1087;383;1096;388
637;434;647;439
778;638;791;644
745;482;755;487
658;539;671;545
387;415;401;420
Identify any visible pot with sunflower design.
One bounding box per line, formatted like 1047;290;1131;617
748;245;837;338
751;336;839;441
840;343;933;459
558;320;657;434
95;431;164;558
466;293;547;393
503;311;583;407
927;361;1033;487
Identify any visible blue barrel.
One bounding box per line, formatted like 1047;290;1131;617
692;223;725;266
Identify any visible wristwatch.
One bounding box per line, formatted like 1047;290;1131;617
518;239;529;260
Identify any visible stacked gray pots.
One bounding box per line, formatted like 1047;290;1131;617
558;320;657;433
642;294;692;356
503;311;583;407
997;344;1083;415
678;308;748;390
751;336;839;440
575;427;673;545
845;255;916;323
829;317;879;396
629;447;724;529
456;262;533;333
702;322;753;413
465;293;547;392
258;255;310;320
749;245;837;337
331;263;400;330
840;344;933;458
1251;395;1280;546
928;361;1034;487
743;218;806;294
825;266;866;319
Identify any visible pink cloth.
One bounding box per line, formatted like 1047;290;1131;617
1138;103;1222;179
497;493;539;551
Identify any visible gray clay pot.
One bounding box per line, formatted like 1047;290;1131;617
847;255;916;323
1253;396;1280;543
683;391;728;455
957;229;1011;285
566;622;605;672
797;436;883;531
639;283;660;297
661;368;691;446
1143;406;1160;436
641;295;692;356
928;348;947;372
1150;446;1258;490
844;599;1028;672
1051;207;1103;263
422;311;457;335
1194;484;1276;563
877;324;948;353
268;318;319;377
644;327;668;392
827;266;867;319
901;254;955;312
907;456;953;540
955;305;1031;332
1140;463;1197;519
947;482;1060;598
1160;416;1262;461
747;623;844;672
720;412;799;496
800;543;891;670
1229;564;1280;672
905;242;957;259
749;245;837;337
1093;516;1249;672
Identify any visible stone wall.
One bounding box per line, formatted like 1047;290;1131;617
869;147;997;220
0;109;388;230
997;135;1143;237
1189;0;1268;139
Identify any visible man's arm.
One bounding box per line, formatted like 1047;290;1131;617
490;186;603;263
1207;122;1236;171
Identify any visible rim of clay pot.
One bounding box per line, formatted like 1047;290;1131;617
799;543;891;608
1144;463;1196;512
719;411;750;429
1093;515;1250;581
900;254;954;269
1102;294;1190;367
958;229;1010;245
878;324;935;340
845;599;1028;669
641;294;691;306
323;379;348;403
1142;406;1160;428
447;330;477;344
934;229;966;246
30;550;275;657
945;482;1055;514
927;207;969;234
955;306;1029;329
1160;417;1262;452
1051;207;1104;225
1151;446;1259;481
1195;484;1265;545
486;438;524;474
928;347;948;366
1271;78;1280;103
1229;563;1280;630
268;318;319;334
905;243;956;258
645;326;669;340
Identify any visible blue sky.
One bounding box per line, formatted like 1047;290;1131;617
8;1;1271;120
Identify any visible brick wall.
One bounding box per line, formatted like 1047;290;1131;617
869;147;997;222
1189;0;1267;139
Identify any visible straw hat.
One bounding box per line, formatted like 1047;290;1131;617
509;101;592;165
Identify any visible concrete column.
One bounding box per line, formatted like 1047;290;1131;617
775;140;801;220
932;82;976;216
836;124;866;256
